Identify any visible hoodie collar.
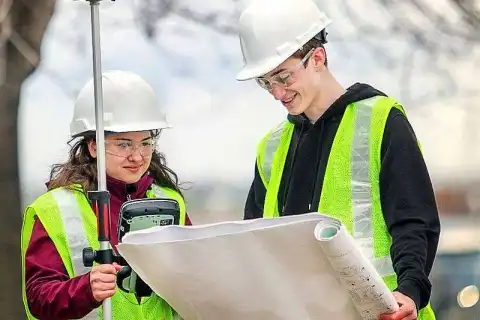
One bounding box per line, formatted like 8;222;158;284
107;174;153;201
287;82;387;128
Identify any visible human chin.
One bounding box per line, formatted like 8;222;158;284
284;94;306;115
119;167;147;183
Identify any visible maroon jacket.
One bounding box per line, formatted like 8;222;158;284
25;175;191;320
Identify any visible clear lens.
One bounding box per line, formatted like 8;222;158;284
255;78;269;90
105;139;155;157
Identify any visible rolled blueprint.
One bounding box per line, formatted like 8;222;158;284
314;221;398;320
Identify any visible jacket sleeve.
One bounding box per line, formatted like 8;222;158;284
25;217;102;319
244;161;267;220
380;108;441;310
185;213;192;225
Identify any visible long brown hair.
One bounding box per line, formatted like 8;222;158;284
48;135;183;196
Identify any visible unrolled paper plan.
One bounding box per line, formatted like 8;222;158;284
116;212;399;320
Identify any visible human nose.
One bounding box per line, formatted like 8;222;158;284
270;84;287;100
128;146;144;161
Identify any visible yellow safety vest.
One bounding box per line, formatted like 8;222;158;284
21;184;186;320
256;95;436;319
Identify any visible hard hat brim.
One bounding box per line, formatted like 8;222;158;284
236;56;286;81
70;120;172;138
104;121;173;133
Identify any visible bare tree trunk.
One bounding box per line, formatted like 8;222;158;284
0;0;56;318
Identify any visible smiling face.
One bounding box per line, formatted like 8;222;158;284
257;47;328;116
88;131;154;184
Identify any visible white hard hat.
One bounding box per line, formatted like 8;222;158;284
70;70;171;137
236;0;332;81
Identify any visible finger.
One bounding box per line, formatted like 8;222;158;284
112;263;123;272
379;313;393;320
379;313;395;320
392;313;416;320
92;281;117;292
392;292;408;305
95;289;117;301
379;308;412;320
92;273;117;284
404;314;417;320
95;264;119;274
394;307;414;319
392;292;403;299
395;308;415;320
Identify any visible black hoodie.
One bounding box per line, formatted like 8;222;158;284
244;83;440;311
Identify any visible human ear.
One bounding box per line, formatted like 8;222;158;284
311;47;327;69
87;139;97;158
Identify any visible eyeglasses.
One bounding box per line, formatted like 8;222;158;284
105;139;156;158
255;48;315;91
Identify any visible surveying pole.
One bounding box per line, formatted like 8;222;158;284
80;1;116;319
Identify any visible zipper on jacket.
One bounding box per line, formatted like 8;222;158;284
125;183;137;202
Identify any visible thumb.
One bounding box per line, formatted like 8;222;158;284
113;263;122;272
392;292;406;303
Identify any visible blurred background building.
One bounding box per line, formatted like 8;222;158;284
3;0;479;318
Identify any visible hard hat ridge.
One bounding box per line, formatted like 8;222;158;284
70;70;171;137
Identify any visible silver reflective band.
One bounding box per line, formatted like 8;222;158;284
351;97;394;277
151;184;169;198
373;255;396;278
262;121;288;184
52;189;91;277
52;189;99;320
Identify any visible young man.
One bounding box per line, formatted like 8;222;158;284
236;0;440;319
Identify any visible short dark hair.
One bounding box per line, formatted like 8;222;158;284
291;30;328;67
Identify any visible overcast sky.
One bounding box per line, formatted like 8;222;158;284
18;0;479;203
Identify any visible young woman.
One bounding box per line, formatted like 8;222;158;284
21;70;189;320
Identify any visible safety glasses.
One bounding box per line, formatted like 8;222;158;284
255;48;314;91
105;138;156;158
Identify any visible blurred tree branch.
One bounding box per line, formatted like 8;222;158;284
132;0;479;106
134;0;479;41
336;0;479;104
0;0;56;317
133;0;240;37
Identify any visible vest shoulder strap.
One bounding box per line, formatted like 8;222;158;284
148;184;187;226
256;120;295;188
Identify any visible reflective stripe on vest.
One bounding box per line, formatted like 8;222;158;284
258;122;288;185
52;189;98;319
52;189;92;277
349;97;394;277
151;184;169;197
149;185;187;226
